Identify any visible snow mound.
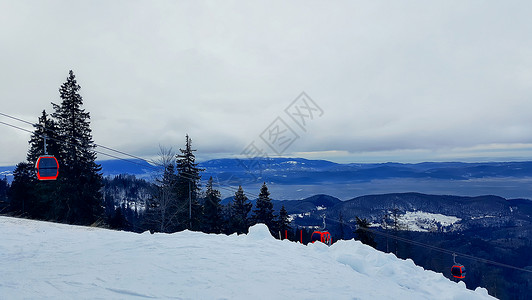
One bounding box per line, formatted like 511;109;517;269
246;223;274;240
0;216;494;299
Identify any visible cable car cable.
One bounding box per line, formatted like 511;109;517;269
0;113;261;198
321;215;532;274
0;111;254;193
337;216;532;273
351;224;532;274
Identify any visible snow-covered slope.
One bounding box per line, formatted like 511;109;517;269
398;211;462;232
0;216;493;299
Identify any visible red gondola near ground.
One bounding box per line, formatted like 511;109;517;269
311;231;332;246
35;156;59;180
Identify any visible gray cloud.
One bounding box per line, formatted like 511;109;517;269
1;1;532;166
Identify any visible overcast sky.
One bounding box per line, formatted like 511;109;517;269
1;1;532;166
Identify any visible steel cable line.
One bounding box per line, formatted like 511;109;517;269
1;120;160;172
0;112;260;198
360;227;532;273
0;116;228;188
1;112;177;171
1;110;264;199
324;214;532;274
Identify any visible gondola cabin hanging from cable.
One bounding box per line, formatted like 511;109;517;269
35;127;59;181
35;156;59;180
310;216;332;246
451;264;466;279
451;253;466;279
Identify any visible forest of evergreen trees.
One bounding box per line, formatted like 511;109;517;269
2;70;292;238
101;172;294;238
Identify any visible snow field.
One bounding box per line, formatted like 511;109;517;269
0;216;493;299
399;211;462;232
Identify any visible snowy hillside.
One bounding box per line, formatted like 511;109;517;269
0;217;493;299
392;211;462;232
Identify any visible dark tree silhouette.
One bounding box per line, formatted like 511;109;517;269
202;177;223;233
355;216;377;248
175;134;204;230
231;186;252;234
252;182;276;232
277;205;291;239
51;70;103;225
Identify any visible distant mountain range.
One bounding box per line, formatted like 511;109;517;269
3;157;532;199
106;157;532;200
201;158;532;181
271;192;532;232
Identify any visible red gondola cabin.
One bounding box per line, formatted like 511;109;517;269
311;231;332;246
35;156;59;180
451;265;466;279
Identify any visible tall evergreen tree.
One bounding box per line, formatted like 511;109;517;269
202;177;223;233
51;70;103;225
175;134;204;230
221;201;234;234
231;185;252;234
252;182;276;231
277;205;291;238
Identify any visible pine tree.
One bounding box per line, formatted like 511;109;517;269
277;205;291;238
354;216;377;248
175;134;204;230
252;182;276;232
202;177;223;233
231;185;252;234
51;70;103;225
221;201;234;234
8;162;36;216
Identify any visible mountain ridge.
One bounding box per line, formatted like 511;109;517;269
4;157;532;199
